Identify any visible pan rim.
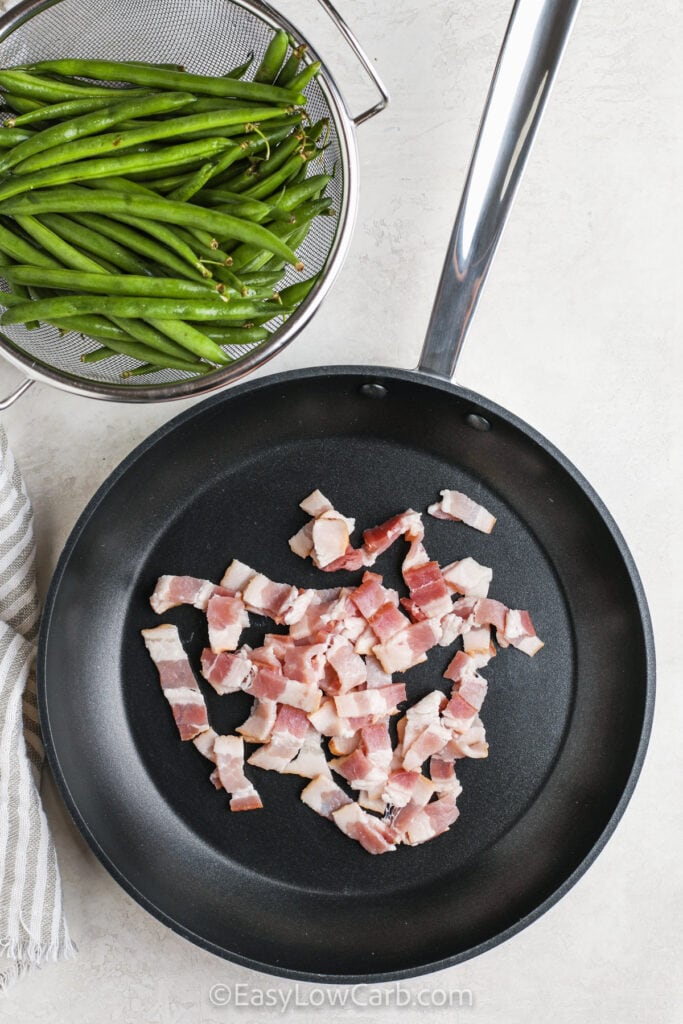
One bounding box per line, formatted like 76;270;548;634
37;364;656;982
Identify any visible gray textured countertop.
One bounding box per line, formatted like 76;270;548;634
1;0;680;1021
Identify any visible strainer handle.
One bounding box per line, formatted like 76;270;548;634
417;0;582;380
0;376;33;410
315;0;389;125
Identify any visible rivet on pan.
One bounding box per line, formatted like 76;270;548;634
360;383;388;399
465;413;492;431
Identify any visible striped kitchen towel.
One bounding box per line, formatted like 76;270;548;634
0;425;75;991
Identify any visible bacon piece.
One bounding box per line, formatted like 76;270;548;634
149;575;226;614
500;609;544;656
201;647;254;695
328;733;361;756
382;770;423;808
245;666;321;713
429;758;463;796
443;651;488;711
362;510;422;562
192;726;218;763
283;641;328;686
308;697;357;738
462;625;496;668
399;691;450;771
440;717;489;759
282;727;331;779
291;491;358;569
372;618;440;674
242;573;307;624
403;560;453;620
428;489;496;533
325;635;367;692
474;597;508;632
247;705;309;772
206;593;249;653
330;746;387;790
357;789;387;814
441;557;493;598
386;774;435;838
442;691;478;733
365;654;392;689
235;697;277;743
320;546;367;573
331;802;396;855
220;559;256;592
141;624;208;740
368;601;412;642
333;683;406;719
288;520;314;558
214;735;263;811
350;572;397;621
354;624;377;655
403;793;460;845
301;774;353;820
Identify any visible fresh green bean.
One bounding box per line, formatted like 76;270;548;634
13;105;292;174
273;274;319;306
8;94;146;126
253;30;289;84
0;219;60;266
0;127;33;147
51;315;147;344
0;187;305;268
24;61;307;105
3;265;227;300
199;325;269;344
167;162;214;202
242;149;307;200
81;345;116;363
70;211;206;280
1;93;43;116
0;70;143;102
0;295;271;323
15;213;206;362
223;55;254;80
224;131;305;193
275;45;306;88
39;212;153;275
77;334;204;372
271;173;331;213
0;138;235;202
286;61;322;94
0;92;196;174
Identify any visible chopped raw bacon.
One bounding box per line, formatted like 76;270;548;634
372;618;440;674
141;624;208;740
144;482;544;853
428;489;497;534
282;727;331;779
201;647;254;695
429;758;462;796
332;802;396;855
247;704;309;772
500;609;544;656
245;665;321;713
149;575;226;614
214;735;262;811
235;697;277;743
462;625;496;668
441;557;493;598
362;509;422;562
333;683;406;719
301;774;353;819
207;593;249;654
403;793;460;845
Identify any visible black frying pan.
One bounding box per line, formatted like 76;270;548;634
37;0;654;982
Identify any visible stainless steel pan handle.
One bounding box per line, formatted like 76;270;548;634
418;0;582;380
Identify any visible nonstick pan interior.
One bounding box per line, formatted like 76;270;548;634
38;367;654;980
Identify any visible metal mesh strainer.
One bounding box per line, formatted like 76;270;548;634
0;0;387;405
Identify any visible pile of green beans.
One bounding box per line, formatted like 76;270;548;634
0;34;330;379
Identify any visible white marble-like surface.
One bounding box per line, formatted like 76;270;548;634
1;0;681;1020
